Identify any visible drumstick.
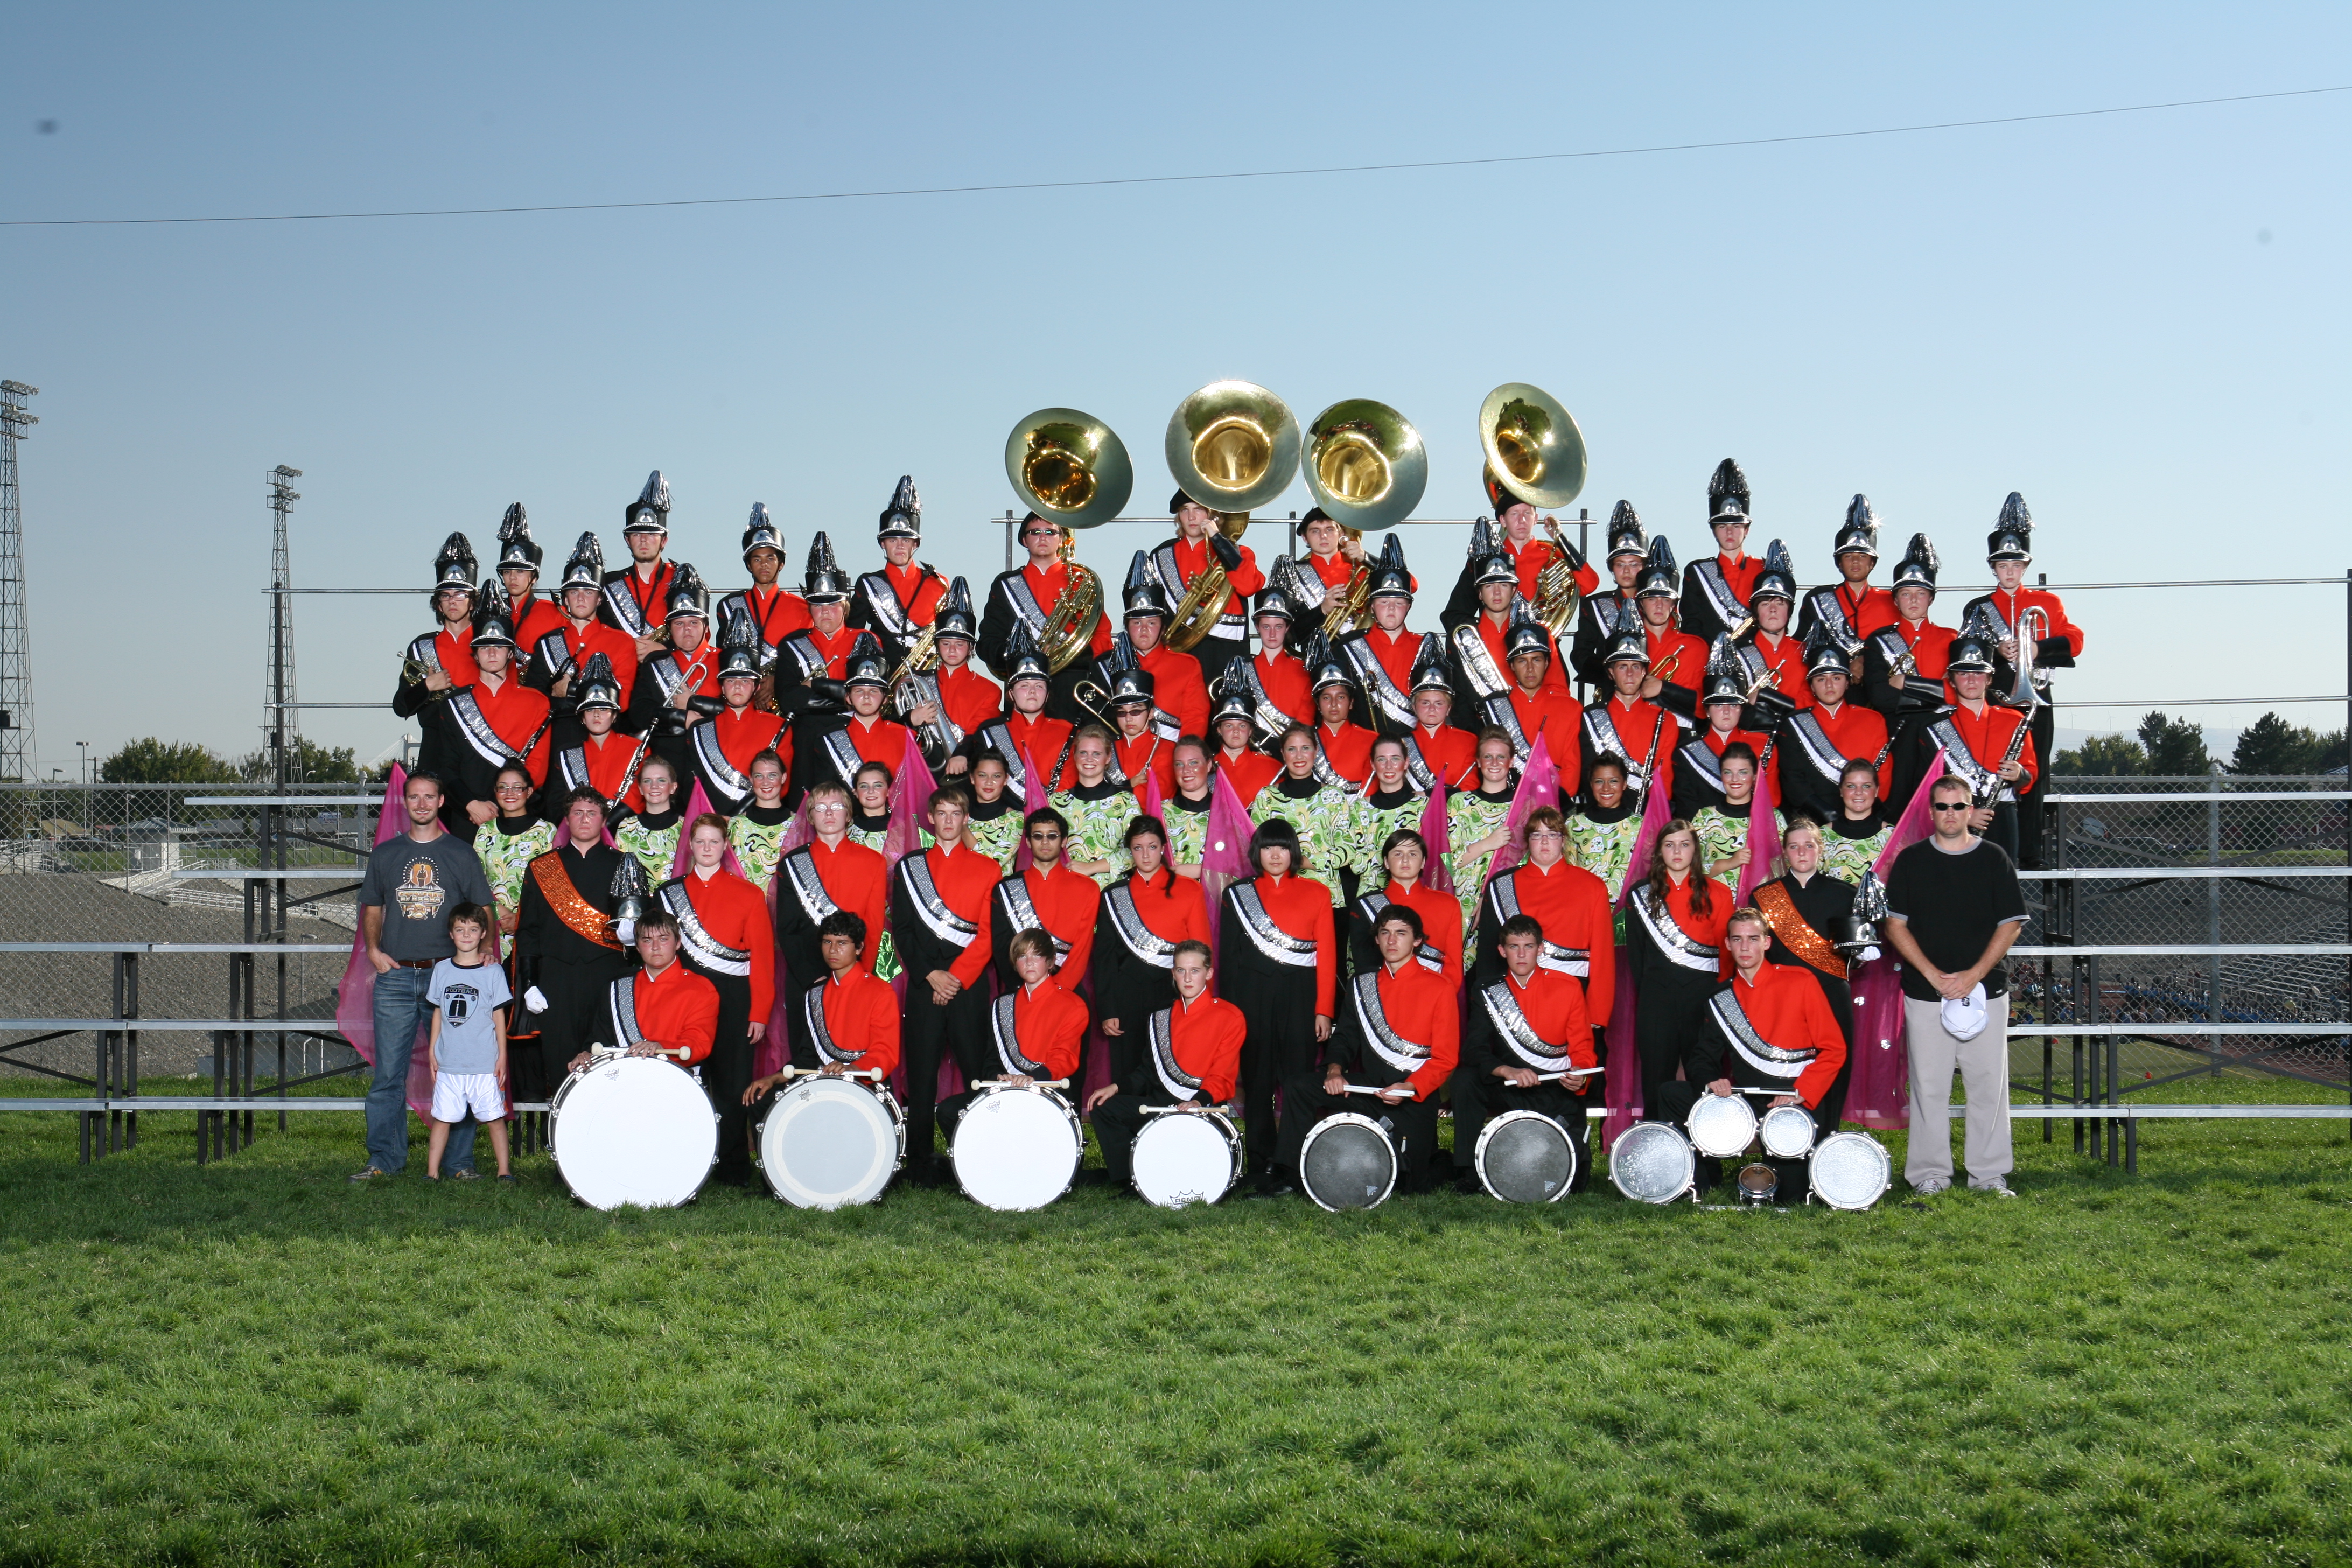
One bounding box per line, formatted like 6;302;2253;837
780;1066;882;1081
1340;1084;1411;1098
1531;1067;1605;1082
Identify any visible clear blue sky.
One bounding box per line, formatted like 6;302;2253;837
4;2;2346;776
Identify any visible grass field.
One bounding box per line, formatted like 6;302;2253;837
2;1081;2349;1566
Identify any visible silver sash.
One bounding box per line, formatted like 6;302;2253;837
1349;971;1431;1074
1582;705;1659;794
1228;884;1316;968
1148;1006;1203;1100
1630;884;1721;974
1287;554;1331;611
1479;981;1572;1071
1805;586;1861;654
607;975;643;1047
713;591;783;661
1307;738;1348;791
532;629;574;684
776;634;828;683
555;746;591;794
806;978;862;1064
692;721;752;808
976;722;1030;793
1341;633;1416;731
1689;558;1745;630
407;633;446;676
1002;571;1051;634
1450;622;1510;701
990;993;1046;1076
1783;710;1854;790
1230;657;1296;748
1482;692;1535;766
899;856;979;947
1483;877;1587;976
601;577;652;639
1677;738;1726;796
1710;984;1815;1080
659;879;752;977
445;689;513;767
1927;715;2011;803
996;876;1072;965
1103;882;1179;968
856;570;918;640
820;726;866;787
1355;890;1444;973
778;848;840;926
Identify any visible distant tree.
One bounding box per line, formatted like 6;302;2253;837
2053;734;2145;777
2314;729;2348;774
236;739;361;785
2228;712;2327;776
100;738;240;785
2136;712;2210;777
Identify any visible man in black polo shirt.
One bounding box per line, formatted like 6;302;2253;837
1881;774;2028;1196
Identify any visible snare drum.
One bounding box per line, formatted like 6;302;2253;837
1130;1106;1243;1208
1759;1104;1818;1160
1298;1112;1397;1212
1473;1109;1578;1203
1609;1121;1697;1204
1685;1093;1759;1159
1809;1131;1893;1210
951;1082;1083;1211
550;1055;718;1211
757;1074;906;1209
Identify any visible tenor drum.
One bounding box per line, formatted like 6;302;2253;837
757;1075;905;1209
549;1056;717;1211
1809;1131;1893;1210
1609;1121;1697;1204
1759;1104;1818;1159
1298;1112;1398;1212
951;1083;1082;1211
1130;1107;1243;1208
1685;1093;1760;1159
1473;1109;1578;1203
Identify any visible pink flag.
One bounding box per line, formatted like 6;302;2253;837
1600;942;1643;1148
1733;766;1780;908
334;768;440;1119
1198;767;1255;965
1615;761;1677;912
881;743;937;870
1481;735;1561;892
1142;767;1167;824
1846;751;1945;1130
1418;780;1453;895
1010;745;1051;873
666;781;747;880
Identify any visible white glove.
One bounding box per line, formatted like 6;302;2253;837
523;986;550;1015
615;919;637;946
1857;945;1882;965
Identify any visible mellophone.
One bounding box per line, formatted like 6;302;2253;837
547;1056;1893;1214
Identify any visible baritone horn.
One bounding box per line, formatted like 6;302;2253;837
1162;380;1300;652
1480;382;1590;634
1005;408;1129;675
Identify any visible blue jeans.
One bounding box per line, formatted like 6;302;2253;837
365;964;475;1173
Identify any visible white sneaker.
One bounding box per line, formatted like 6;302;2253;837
1969;1177;2018;1198
1910;1177;1950;1196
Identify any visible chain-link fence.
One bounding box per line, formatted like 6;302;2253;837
0;783;379;1082
2017;774;2350;1093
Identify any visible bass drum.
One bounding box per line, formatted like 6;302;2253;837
550;1056;717;1212
1759;1104;1818;1159
757;1075;905;1209
1130;1107;1243;1208
951;1083;1083;1211
1473;1109;1578;1203
1609;1121;1697;1204
1299;1112;1397;1212
1685;1093;1760;1159
1809;1131;1894;1210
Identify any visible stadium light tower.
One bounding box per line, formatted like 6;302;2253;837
0;381;38;783
264;465;302;786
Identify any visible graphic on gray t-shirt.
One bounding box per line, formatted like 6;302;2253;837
427;958;512;1075
358;832;494;962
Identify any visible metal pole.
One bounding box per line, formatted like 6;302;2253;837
1003;512;1017;575
2344;569;2350;1129
2208;764;2223;1076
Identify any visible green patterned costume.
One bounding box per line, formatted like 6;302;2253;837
1160;796;1214;869
1691;804;1783;897
613;811;682;892
1352;789;1429;901
728;811;792;897
1567;806;1643;950
1052;783;1139;888
1445;786;1516;955
964;802;1025;875
478;816;556;920
1820;817;1892;885
1249;779;1363;907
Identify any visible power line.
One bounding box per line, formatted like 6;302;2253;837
6;83;2344;229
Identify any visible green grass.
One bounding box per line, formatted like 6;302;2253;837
1;1090;2349;1566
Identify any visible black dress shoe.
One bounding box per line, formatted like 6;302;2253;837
1452;1171;1487;1196
1248;1173;1297;1199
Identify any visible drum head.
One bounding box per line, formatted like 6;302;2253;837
551;1057;717;1212
1131;1109;1242;1208
953;1086;1082;1211
1609;1121;1696;1204
1759;1104;1818;1159
1685;1093;1759;1158
759;1077;903;1209
1299;1114;1397;1212
1810;1131;1893;1210
1474;1109;1577;1203
1736;1161;1779;1203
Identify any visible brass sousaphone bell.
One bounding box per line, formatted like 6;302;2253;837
1479;382;1590;634
1161;380;1301;651
1300;397;1426;635
1004;408;1132;675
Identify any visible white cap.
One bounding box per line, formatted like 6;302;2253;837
1940;984;1990;1042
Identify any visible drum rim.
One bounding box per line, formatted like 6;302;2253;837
1685;1092;1760;1158
1473;1108;1578;1204
1759;1103;1818;1159
757;1075;904;1209
1130;1107;1244;1208
951;1081;1083;1210
1298;1111;1398;1213
549;1056;717;1209
1608;1119;1696;1204
1809;1130;1893;1210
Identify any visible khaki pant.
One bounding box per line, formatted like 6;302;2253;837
1902;993;2012;1186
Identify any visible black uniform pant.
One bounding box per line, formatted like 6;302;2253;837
1637;967;1725;1132
2014;702;2054;868
695;968;755;1184
1231;964;1321;1176
1466;1076;1594;1191
1277;1076;1441;1189
1982;802;2021;867
903;982;989;1167
782;981;820;1070
1091;1087;1185;1187
533;953;631;1092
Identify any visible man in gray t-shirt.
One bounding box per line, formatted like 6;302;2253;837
352;771;496;1180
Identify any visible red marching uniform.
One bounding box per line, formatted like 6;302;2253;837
993;978;1089;1082
1214;747;1280;803
776;835;891;980
1744;632;1809;708
874;563;948;631
1468;607;1570;694
839;715;914;779
1156;993;1245;1104
1496;967;1599;1073
1163;535;1266;635
461;673;552;789
934;663;1004;737
1100;733;1174;800
510;594;568;656
1473;857;1617;1024
677;867;778;1025
985;711;1075;788
1235;871;1338;1018
991;860;1102;987
1354;627;1424;698
1410;723;1480;791
779;621;866;684
1644;622;1710;698
532;618;641;709
1775;698;1891;806
1720;960;1849;1109
1811;582;1898;642
718;584;813;657
1022;559;1114;660
1501;535;1600;610
926;843;1006;992
806;966;901;1081
1317;720;1375;787
626;961;721;1065
550;729;643;811
1356;960;1461;1101
1583;694;1680;802
1967;586;2084;664
1502;685;1585;781
1136;643;1210;743
1252;648;1314;727
1942;702;2039;795
1360;878;1465;985
604;561;678;638
698;704;790;786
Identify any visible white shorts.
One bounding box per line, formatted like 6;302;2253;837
431;1072;507;1124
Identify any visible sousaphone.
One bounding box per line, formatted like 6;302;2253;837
1479;382;1590;633
1300;396;1426;635
1160;380;1301;651
1004;408;1130;674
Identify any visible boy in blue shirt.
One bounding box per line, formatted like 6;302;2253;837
425;904;515;1182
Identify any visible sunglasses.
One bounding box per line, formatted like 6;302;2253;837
1931;802;1972;812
